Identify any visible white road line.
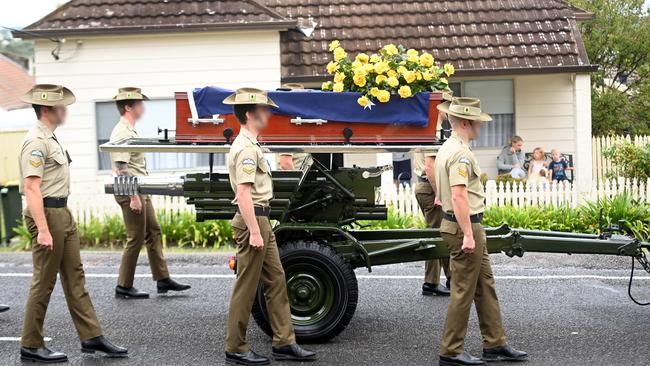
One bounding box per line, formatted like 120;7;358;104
0;337;51;342
0;273;646;280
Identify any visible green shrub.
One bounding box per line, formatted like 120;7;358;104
603;140;650;179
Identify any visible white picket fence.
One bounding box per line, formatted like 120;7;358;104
379;177;650;217
592;135;650;180
68;195;192;226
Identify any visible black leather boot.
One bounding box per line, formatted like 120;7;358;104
115;286;149;299
422;282;451;296
20;347;68;363
225;350;270;365
81;336;128;357
157;278;191;293
272;344;316;361
440;352;486;366
482;345;528;362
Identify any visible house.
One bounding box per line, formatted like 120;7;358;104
0;53;34;111
14;0;596;204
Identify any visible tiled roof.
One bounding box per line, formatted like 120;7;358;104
19;0;295;37
0;55;34;111
263;0;595;79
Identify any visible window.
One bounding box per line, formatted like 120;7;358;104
448;80;515;149
96;99;223;171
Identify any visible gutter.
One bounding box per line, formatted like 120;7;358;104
13;21;298;39
282;65;600;83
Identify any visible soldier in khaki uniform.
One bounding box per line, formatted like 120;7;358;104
435;98;527;366
18;84;127;363
109;87;190;299
278;152;311;170
413;147;450;296
223;88;315;365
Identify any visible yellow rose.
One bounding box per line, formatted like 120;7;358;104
333;82;344;92
363;63;374;74
422;71;433;81
386;76;399;87
397;65;408;75
377;90;391;103
334;72;346;83
407;54;419;63
328;40;341;52
375;75;387;84
406;49;418;56
416;71;422;80
370;87;380;97
333;47;347;61
382;44;398;55
370;53;381;63
357;96;370;107
444;63;455;77
322;81;332;90
403;70;416;84
398;85;412;98
374;61;389;74
355;53;369;64
439;77;449;85
387;69;398;78
351;60;363;69
353;73;367;87
326;61;339;74
419;52;434;67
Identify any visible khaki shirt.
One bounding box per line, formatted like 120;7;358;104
435;132;485;215
278;153;311;170
109;117;148;176
228;128;273;206
19;121;70;198
412;149;437;178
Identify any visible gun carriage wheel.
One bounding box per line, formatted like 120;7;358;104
251;240;358;343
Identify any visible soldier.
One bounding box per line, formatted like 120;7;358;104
109;87;191;299
413;112;450;297
278;152;310;171
224;88;316;365
18;84;127;363
435;97;527;366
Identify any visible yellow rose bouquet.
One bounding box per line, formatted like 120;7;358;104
321;40;455;107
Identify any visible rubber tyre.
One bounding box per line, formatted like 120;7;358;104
251;241;358;343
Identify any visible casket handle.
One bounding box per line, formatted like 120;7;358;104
291;117;328;126
188;117;225;126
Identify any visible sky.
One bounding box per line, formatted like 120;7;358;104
0;0;649;30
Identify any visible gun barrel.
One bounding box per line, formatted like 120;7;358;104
104;176;185;196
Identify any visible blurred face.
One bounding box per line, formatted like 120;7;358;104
125;100;145;120
467;120;482;141
552;150;561;160
534;149;543;160
43;105;68;126
247;106;271;131
512;141;524;152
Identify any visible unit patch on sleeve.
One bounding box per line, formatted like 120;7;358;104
241;158;256;174
30;150;44;158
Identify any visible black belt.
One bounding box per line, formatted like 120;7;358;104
43;197;67;208
443;212;483;224
237;206;271;217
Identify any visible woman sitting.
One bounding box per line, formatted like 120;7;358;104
497;136;526;179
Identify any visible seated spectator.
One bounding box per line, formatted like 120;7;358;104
527;147;548;185
548;148;575;183
497;136;526;179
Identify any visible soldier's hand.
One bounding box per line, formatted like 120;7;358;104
130;195;142;214
461;234;475;254
37;230;54;250
250;232;264;250
434;196;443;207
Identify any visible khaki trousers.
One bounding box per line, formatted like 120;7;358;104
226;214;295;353
414;182;450;284
115;195;169;288
22;207;102;348
439;219;507;356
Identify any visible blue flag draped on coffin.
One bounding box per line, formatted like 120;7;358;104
192;86;430;127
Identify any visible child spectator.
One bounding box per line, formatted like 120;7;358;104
548;148;575;182
527;147;548;185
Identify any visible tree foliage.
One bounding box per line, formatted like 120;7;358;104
571;0;650;135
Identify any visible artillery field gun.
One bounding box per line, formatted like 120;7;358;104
101;88;649;343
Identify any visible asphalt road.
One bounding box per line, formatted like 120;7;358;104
0;252;648;366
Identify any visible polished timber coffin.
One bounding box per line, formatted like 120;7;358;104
174;88;443;144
